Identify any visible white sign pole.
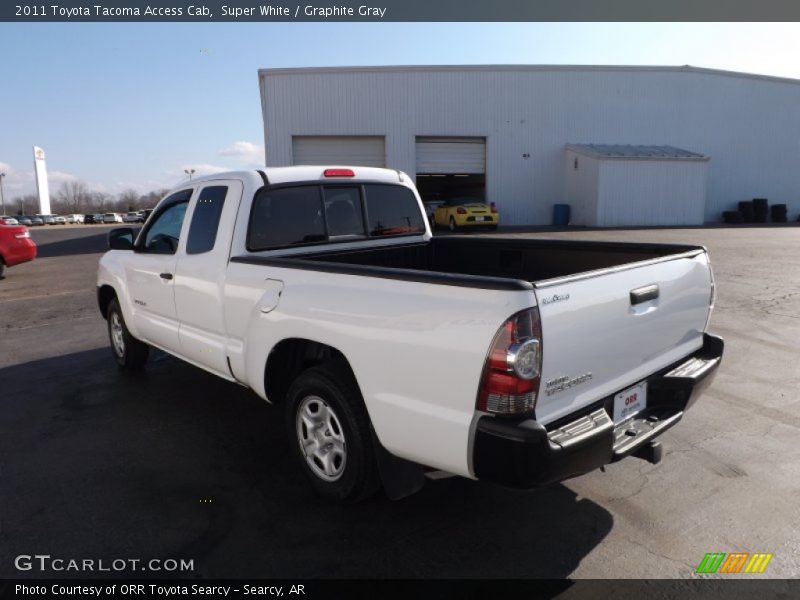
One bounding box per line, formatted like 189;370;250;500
33;146;51;215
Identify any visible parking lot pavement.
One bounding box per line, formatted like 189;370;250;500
1;225;799;578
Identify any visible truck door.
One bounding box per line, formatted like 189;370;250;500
125;189;192;351
174;180;243;376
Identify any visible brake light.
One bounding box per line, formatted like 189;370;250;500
477;308;542;415
14;231;30;239
456;207;467;214
490;202;498;214
323;168;355;177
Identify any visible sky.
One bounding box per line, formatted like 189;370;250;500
2;22;800;203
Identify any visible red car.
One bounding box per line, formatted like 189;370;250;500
0;219;37;277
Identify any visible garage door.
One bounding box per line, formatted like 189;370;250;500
292;136;385;167
416;137;486;174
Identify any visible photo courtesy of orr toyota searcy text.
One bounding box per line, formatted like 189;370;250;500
14;584;302;597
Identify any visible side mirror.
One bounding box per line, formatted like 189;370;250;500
108;227;135;250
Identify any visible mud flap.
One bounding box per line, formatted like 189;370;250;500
370;427;425;500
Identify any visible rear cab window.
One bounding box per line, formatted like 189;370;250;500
247;183;424;251
187;186;228;254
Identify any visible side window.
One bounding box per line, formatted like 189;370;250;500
248;186;325;251
186;186;227;254
323;187;365;238
364;184;426;236
143;200;189;254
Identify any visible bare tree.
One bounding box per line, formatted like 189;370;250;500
90;191;112;213
117;189;140;213
55;180;92;214
11;194;39;215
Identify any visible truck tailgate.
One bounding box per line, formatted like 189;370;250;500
534;250;712;425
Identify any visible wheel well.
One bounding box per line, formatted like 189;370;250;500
264;338;357;405
97;285;117;319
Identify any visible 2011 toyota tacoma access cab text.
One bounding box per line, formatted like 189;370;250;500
97;166;723;502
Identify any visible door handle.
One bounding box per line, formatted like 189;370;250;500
159;272;174;281
630;284;659;305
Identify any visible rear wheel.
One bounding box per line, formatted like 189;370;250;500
285;364;380;503
107;298;149;369
0;258;5;278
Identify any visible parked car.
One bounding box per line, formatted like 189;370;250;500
83;214;97;225
103;213;123;224
123;212;141;223
25;216;44;226
93;213;105;224
433;198;500;231
98;166;722;503
66;214;84;224
36;214;56;225
0;216;19;226
15;216;32;226
0;222;37;277
422;200;445;225
53;216;67;225
142;209;154;222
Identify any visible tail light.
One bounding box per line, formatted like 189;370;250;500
456;207;467;214
490;202;498;214
323;168;354;177
15;231;31;239
477;308;542;415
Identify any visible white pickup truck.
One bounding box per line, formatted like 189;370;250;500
97;166;723;502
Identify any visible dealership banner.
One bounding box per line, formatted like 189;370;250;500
5;0;800;21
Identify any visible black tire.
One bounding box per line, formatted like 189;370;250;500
285;363;380;503
0;258;5;279
449;216;457;232
106;298;149;369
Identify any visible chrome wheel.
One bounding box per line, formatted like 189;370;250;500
110;311;125;357
295;395;347;482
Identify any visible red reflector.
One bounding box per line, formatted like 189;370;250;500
490;202;498;214
323;168;355;178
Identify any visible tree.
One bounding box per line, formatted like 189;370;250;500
12;194;39;215
55;180;92;214
90;191;112;212
118;189;140;213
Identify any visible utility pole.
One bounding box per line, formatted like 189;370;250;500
184;168;196;180
0;172;6;215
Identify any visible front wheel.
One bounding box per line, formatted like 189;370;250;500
285;364;380;503
449;216;457;232
107;298;149;369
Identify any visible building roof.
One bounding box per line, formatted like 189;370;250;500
259;64;800;87
566;144;709;161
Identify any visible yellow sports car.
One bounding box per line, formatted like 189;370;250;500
433;198;500;231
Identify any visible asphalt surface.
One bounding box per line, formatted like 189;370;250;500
1;224;799;579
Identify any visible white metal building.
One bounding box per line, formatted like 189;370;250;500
259;65;800;226
565;144;709;227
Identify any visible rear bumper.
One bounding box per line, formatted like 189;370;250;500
455;214;498;226
3;240;37;267
472;333;723;488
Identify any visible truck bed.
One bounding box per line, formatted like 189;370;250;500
259;237;705;288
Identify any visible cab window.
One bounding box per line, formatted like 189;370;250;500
142;191;191;254
364;184;425;237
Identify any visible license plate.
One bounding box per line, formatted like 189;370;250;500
613;381;647;423
474;216;485;222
